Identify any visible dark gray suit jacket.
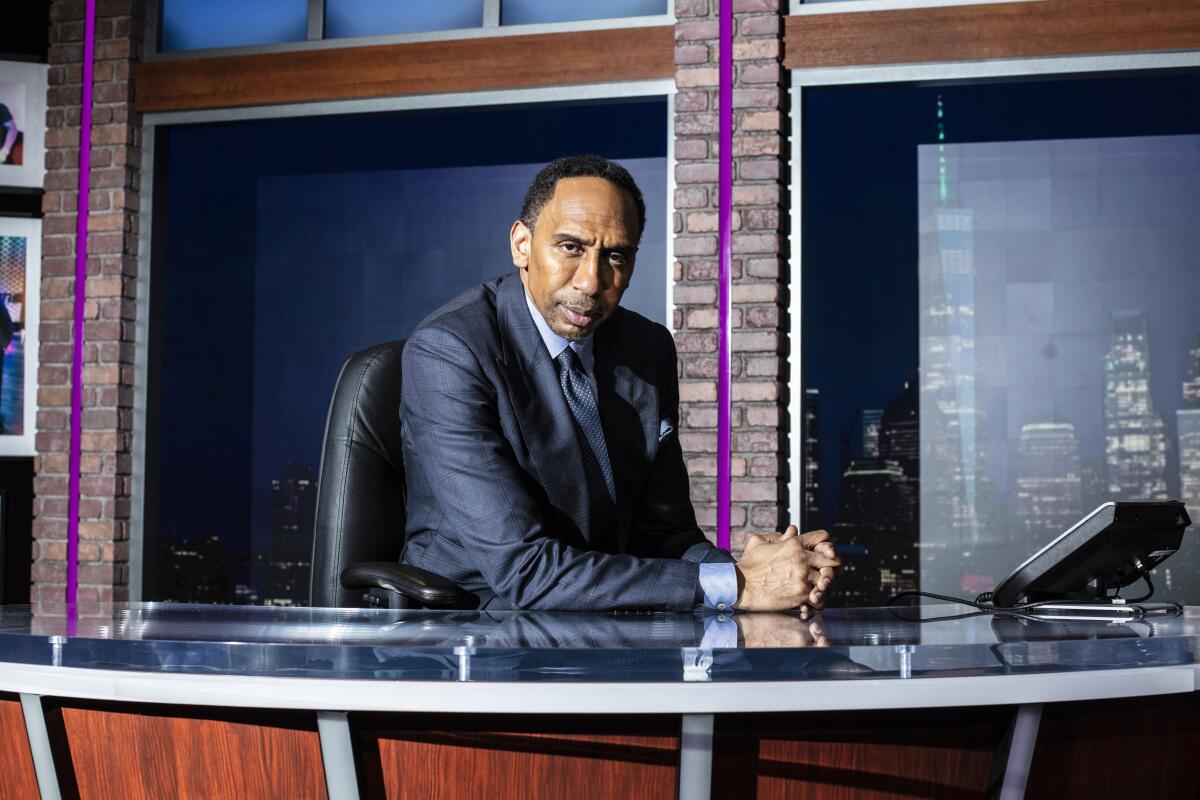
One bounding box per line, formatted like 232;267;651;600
399;272;733;611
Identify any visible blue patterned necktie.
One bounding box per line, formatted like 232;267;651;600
556;347;618;535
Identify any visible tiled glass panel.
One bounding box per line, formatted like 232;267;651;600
501;0;667;26
325;0;484;38
160;0;308;52
149;99;668;605
801;72;1200;607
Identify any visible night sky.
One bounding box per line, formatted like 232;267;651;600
150;98;667;599
803;71;1200;526
149;70;1200;603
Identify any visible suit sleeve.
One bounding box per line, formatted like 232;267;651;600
401;325;704;611
625;328;735;565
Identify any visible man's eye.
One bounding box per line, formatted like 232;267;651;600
560;242;580;253
608;253;627;265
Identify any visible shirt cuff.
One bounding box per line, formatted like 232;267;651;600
698;562;737;611
699;611;738;649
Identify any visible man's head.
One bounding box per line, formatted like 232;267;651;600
510;155;645;341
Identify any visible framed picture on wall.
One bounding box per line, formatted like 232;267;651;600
0;217;40;455
0;60;47;190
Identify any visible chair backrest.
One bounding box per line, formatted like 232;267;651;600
309;341;407;607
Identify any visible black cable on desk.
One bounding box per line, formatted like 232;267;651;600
886;569;1158;621
884;591;1067;613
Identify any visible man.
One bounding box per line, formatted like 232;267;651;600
400;155;838;611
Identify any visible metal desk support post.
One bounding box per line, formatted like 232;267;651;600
998;703;1043;800
679;714;714;800
20;693;62;800
317;711;360;800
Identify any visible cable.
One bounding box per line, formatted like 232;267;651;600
889;570;1160;618
1122;572;1154;603
884;590;1067;613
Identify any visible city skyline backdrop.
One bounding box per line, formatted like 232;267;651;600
153;74;1200;607
803;132;1200;605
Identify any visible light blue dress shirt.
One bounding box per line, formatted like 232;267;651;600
523;289;738;622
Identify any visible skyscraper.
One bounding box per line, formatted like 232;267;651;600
879;377;918;479
1015;422;1082;548
1103;311;1167;500
861;408;883;458
1182;337;1200;406
1178;340;1200;523
920;202;985;547
833;458;916;604
1177;410;1200;525
1173;339;1200;598
268;463;317;605
802;388;821;530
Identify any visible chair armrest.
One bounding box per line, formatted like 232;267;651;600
340;561;464;607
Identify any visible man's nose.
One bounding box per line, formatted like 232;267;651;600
571;250;602;296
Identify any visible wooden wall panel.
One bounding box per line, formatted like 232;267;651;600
784;0;1200;69
355;713;680;800
712;707;1011;799
1025;691;1200;798
50;701;327;800
0;694;39;800
135;26;674;113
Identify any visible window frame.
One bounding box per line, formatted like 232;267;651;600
129;80;678;602
146;0;674;60
785;6;1200;521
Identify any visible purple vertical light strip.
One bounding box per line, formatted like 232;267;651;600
67;0;98;607
716;0;733;551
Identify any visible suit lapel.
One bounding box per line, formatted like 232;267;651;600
495;275;595;543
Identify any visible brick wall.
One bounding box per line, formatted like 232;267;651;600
674;0;789;554
33;0;145;605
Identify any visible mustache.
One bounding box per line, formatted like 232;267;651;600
556;296;602;313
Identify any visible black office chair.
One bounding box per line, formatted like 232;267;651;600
309;340;464;609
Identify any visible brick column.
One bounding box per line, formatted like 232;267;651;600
674;0;788;554
34;0;144;605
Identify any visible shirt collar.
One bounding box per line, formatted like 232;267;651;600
523;285;595;375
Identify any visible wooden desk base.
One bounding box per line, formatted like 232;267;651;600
2;693;1197;799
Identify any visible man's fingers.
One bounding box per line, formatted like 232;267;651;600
813;541;837;559
798;529;830;549
805;551;841;569
779;524;798;541
742;533;771;553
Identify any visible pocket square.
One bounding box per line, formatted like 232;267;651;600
658;419;675;443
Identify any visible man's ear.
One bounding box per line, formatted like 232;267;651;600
510;220;531;270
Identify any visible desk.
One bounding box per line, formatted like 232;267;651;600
1;603;1198;799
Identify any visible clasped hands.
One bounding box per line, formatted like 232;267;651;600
733;525;840;614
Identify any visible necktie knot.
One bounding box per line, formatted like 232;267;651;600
556;346;582;374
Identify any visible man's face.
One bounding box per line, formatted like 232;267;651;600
510;176;638;341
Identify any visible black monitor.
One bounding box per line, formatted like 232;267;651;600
991;501;1192;608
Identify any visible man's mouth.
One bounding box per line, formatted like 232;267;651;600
559;304;599;327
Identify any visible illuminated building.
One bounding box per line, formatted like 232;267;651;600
802;388;821;531
1103;311;1167;500
1015;423;1083;548
267;463;317;605
861;408;883;458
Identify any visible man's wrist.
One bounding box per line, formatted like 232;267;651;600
732;564;749;609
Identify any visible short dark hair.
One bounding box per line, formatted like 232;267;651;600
519;155;647;242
